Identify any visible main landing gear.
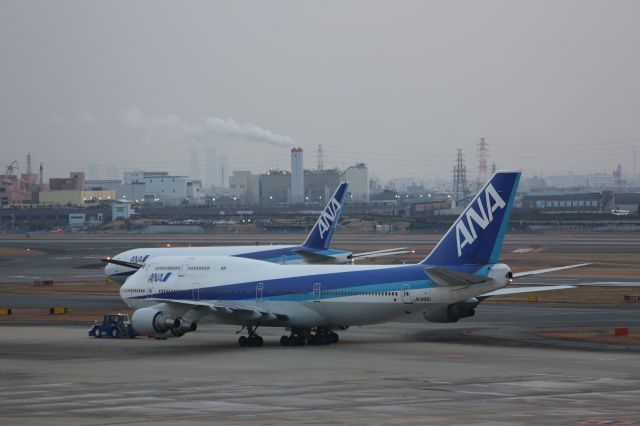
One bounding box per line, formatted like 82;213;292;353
238;325;263;347
279;327;339;347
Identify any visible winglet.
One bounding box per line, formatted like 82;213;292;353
302;182;349;250
421;171;521;266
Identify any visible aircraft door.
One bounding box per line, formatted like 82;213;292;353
179;257;194;277
144;263;153;299
256;282;264;302
401;284;413;304
192;282;200;301
313;283;321;302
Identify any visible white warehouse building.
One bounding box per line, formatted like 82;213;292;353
341;163;370;202
123;171;188;206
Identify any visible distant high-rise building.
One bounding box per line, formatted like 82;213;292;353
219;155;228;188
88;163;99;180
189;146;200;181
290;147;304;203
205;146;217;187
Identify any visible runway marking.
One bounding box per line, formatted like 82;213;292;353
49;257;73;260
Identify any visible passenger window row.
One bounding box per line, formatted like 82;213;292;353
187;266;211;271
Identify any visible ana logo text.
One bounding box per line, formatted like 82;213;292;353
147;272;172;283
130;255;149;263
455;183;506;257
318;197;341;239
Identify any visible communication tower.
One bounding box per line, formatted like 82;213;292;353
476;137;489;188
453;148;469;207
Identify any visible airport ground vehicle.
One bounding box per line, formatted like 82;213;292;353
88;314;137;338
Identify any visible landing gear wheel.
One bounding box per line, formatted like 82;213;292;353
329;332;339;343
255;335;264;347
280;335;289;346
238;336;247;347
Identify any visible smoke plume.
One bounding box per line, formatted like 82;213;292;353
120;109;295;148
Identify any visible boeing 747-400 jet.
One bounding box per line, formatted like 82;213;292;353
117;171;586;346
104;182;410;285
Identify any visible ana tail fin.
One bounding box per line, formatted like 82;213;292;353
421;171;521;266
302;182;349;250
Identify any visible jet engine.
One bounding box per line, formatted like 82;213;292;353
423;298;480;323
131;306;197;337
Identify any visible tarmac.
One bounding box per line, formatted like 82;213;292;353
1;318;639;425
1;232;640;424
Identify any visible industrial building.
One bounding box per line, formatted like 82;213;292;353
259;169;290;204
341;163;369;202
290;147;304;204
123;171;188;206
38;190;116;207
229;171;260;204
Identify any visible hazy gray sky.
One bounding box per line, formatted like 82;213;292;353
1;1;639;182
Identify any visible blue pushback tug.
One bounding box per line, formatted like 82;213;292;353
88;314;137;339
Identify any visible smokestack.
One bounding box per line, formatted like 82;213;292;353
27;153;32;175
39;163;43;186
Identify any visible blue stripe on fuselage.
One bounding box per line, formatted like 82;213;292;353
139;263;493;302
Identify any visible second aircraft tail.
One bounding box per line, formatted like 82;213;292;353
301;182;349;251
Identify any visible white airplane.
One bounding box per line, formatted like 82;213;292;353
117;171;588;346
104;182;411;285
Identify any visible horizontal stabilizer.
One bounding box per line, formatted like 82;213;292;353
424;267;487;288
292;249;336;263
512;263;591;278
479;285;575;300
351;248;414;260
101;257;143;270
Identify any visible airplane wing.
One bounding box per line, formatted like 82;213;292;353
102;257;143;270
350;248;414;261
145;298;288;322
293;247;414;263
478;285;575;300
512;263;591;278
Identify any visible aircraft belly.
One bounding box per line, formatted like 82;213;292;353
311;301;413;326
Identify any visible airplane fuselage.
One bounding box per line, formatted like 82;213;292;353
120;255;510;328
107;245;351;285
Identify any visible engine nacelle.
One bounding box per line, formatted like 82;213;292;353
131;306;177;334
488;263;513;288
423;298;480;323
